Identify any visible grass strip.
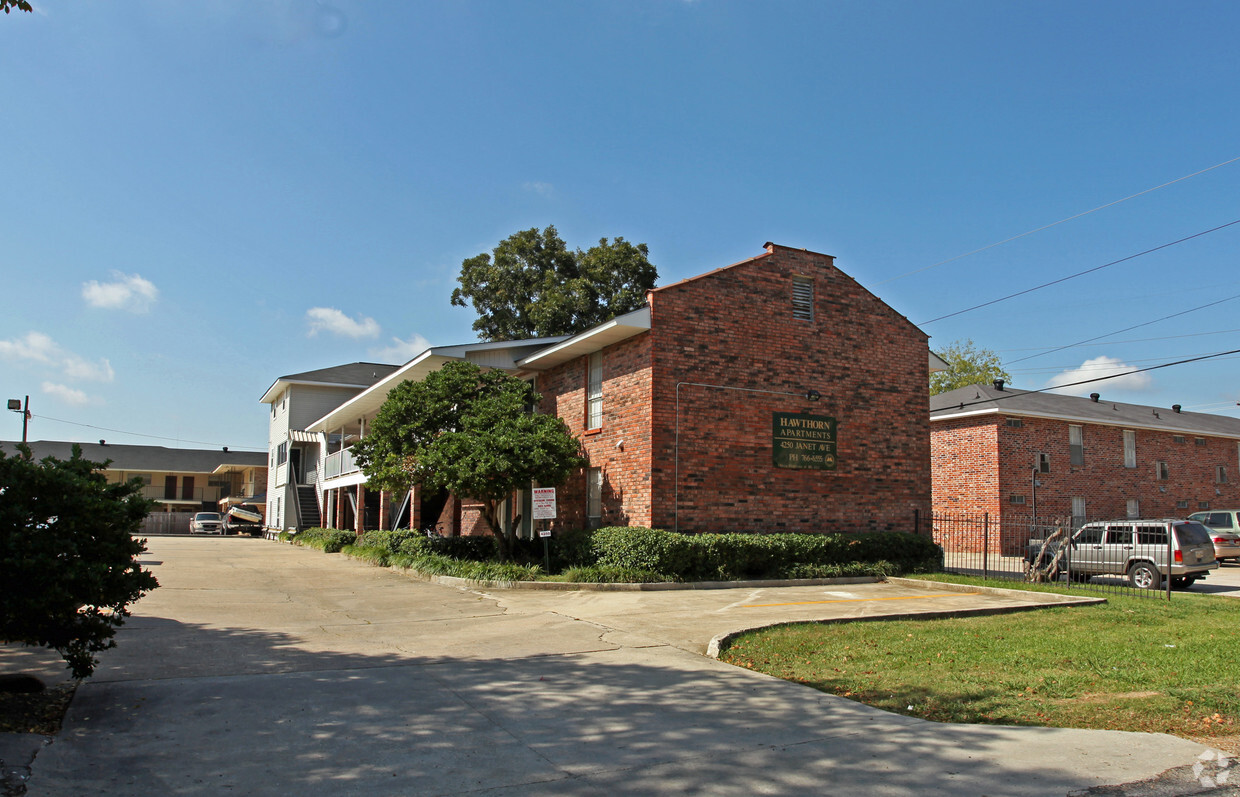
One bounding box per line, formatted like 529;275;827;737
719;576;1240;751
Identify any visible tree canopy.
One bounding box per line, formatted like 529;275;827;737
0;445;159;678
351;361;584;559
1;1;33;14
930;338;1012;395
450;226;658;341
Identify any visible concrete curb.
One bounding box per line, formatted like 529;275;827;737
705;578;1107;660
885;576;1108;605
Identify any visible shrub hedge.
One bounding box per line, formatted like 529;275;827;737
288;525;943;583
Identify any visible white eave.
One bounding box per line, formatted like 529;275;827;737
931;405;1240;440
517;307;652;370
929;351;949;373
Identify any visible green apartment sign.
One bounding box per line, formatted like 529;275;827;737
772;412;837;470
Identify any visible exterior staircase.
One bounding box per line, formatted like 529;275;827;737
296;485;321;530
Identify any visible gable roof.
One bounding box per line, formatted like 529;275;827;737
930;383;1240;439
260;362;401;404
0;440;268;473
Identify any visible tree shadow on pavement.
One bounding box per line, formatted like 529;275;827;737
20;616;1220;797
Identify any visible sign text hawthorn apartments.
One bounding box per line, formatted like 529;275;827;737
772;412;838;471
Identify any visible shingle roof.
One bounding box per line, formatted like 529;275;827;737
930;383;1240;439
0;441;267;472
260;362;401;404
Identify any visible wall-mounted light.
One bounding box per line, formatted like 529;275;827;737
805;389;821;402
615;439;624;451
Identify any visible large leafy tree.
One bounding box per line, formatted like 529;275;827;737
1;1;33;13
451;226;658;341
0;445;159;678
930;338;1013;395
351;361;584;560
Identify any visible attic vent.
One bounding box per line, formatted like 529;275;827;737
792;276;814;321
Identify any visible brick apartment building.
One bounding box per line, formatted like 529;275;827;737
930;381;1240;551
264;242;944;537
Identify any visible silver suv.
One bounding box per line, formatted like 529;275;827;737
189;512;223;534
1069;519;1217;589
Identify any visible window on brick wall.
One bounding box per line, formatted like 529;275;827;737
1035;452;1050;473
792;276;814;321
1173;435;1185;444
1177;500;1189;510
1126;499;1140;519
1071;496;1087;526
586;352;603;430
1196;437;1207;447
1009;494;1026;505
1069;425;1084;466
1123;429;1136;468
1005;418;1023;428
1199;501;1211;510
1217;465;1229;484
586;467;602;528
1155;460;1169;480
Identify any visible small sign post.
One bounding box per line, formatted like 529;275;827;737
532;488;557;572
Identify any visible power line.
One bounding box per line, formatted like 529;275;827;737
919;218;1240;325
1003;292;1240;366
876;154;1240;285
29;413;267;452
931;348;1240;414
997;326;1240;352
1009;351;1240;376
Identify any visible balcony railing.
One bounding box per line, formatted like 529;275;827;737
324;448;359;480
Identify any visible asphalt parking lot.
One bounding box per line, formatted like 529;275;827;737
2;537;1232;796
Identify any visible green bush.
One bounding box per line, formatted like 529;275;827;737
342;544;391;566
0;444;159;678
294;527;355;553
588;528;940;581
390;552;541;582
356;529;424;553
590;527;692;573
561;565;672;583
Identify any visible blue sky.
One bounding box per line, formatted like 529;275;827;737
2;0;1238;452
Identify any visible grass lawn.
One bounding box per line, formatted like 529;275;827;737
718;576;1240;752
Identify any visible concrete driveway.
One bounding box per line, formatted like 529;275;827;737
2;537;1229;796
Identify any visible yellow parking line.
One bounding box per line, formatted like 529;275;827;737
742;592;981;608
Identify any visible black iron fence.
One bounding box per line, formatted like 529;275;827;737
931;511;1179;599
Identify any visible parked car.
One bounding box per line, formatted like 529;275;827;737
1188;510;1240;563
223;505;264;536
1026;519;1217;589
189;512;223;534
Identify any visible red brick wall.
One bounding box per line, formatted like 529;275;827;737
998;418;1240;520
644;243;932;534
536;333;654;529
933;411;1240;523
930;415;1000;516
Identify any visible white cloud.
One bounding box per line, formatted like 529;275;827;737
82;271;159;312
522;181;555;196
370;333;431;363
0;331;59;364
41;382;90;406
305;307;381;339
0;331;114;383
1045;356;1153;396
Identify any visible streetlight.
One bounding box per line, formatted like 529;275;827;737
7;395;30;443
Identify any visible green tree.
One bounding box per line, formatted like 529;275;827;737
1;1;33;13
930;338;1012;395
451;226;658;341
351;361;584;560
0;445;159;678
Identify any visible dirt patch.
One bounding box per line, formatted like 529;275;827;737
1053;691;1162;705
0;682;76;735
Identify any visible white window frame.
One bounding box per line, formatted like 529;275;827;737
586;467;603;528
1035;452;1050;474
586;352;603;430
1155;460;1169;480
1126;499;1140;519
1123;429;1136;469
1071;496;1087;526
1069;425;1084;466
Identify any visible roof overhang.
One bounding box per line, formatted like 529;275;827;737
929;351;950;373
260;378;374;405
517;307;651;370
306;351;461;432
930;405;1240;440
